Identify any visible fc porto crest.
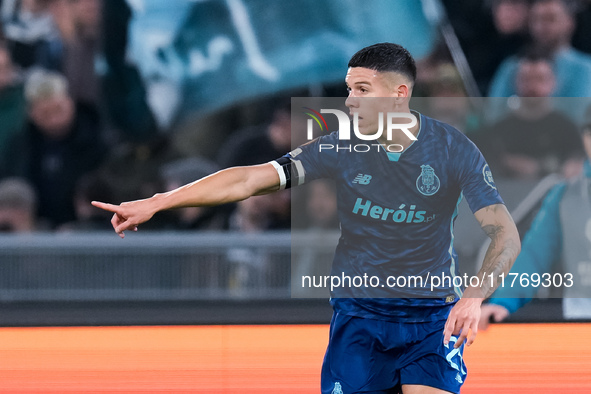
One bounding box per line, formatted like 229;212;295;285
331;382;344;394
416;164;440;196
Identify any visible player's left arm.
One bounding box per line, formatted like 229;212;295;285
444;203;521;348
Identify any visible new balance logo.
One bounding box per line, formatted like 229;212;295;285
353;174;372;185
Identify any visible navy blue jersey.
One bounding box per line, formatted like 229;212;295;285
277;112;503;322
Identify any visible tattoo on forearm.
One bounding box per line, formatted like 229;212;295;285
473;210;521;298
482;224;502;239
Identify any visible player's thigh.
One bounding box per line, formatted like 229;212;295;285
398;321;466;394
401;384;454;394
321;314;402;393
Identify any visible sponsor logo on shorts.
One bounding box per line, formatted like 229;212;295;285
331;382;344;394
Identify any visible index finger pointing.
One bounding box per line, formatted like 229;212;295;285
91;201;121;213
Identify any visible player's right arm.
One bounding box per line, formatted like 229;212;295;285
92;163;280;238
443;203;521;348
93;131;338;238
478;183;566;330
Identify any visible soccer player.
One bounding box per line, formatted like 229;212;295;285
92;43;521;394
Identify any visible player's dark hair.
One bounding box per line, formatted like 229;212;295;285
348;43;417;84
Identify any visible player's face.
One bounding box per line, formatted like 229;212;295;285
345;67;409;136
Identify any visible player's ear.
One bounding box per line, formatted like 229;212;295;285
395;83;410;98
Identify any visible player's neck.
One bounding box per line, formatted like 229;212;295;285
376;110;420;151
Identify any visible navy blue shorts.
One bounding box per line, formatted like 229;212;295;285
321;312;467;394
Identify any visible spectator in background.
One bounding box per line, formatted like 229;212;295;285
478;49;583;179
57;171;115;231
304;179;338;230
441;0;530;95
93;135;178;228
70;0;158;142
222;144;291;284
421;63;480;134
479;107;591;327
226;195;273;290
493;0;532;36
0;43;26;155
217;99;292;168
572;0;591;54
228;195;275;233
225;191;290;291
216;98;292;231
0;177;39;232
292;179;338;297
159;157;232;230
61;0;101;107
226;188;290;233
0;69;106;228
414;41;454;96
31;0;158;143
1;0;63;70
489;0;591;98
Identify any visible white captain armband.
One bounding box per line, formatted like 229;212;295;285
269;156;305;190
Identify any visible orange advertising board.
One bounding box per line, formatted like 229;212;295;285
0;324;588;393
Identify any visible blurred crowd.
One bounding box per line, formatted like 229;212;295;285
0;0;589;235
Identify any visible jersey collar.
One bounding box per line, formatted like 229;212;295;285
386;110;423;162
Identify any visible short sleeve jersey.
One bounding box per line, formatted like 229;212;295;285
279;112;503;322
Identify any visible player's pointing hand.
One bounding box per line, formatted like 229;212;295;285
91;200;156;238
